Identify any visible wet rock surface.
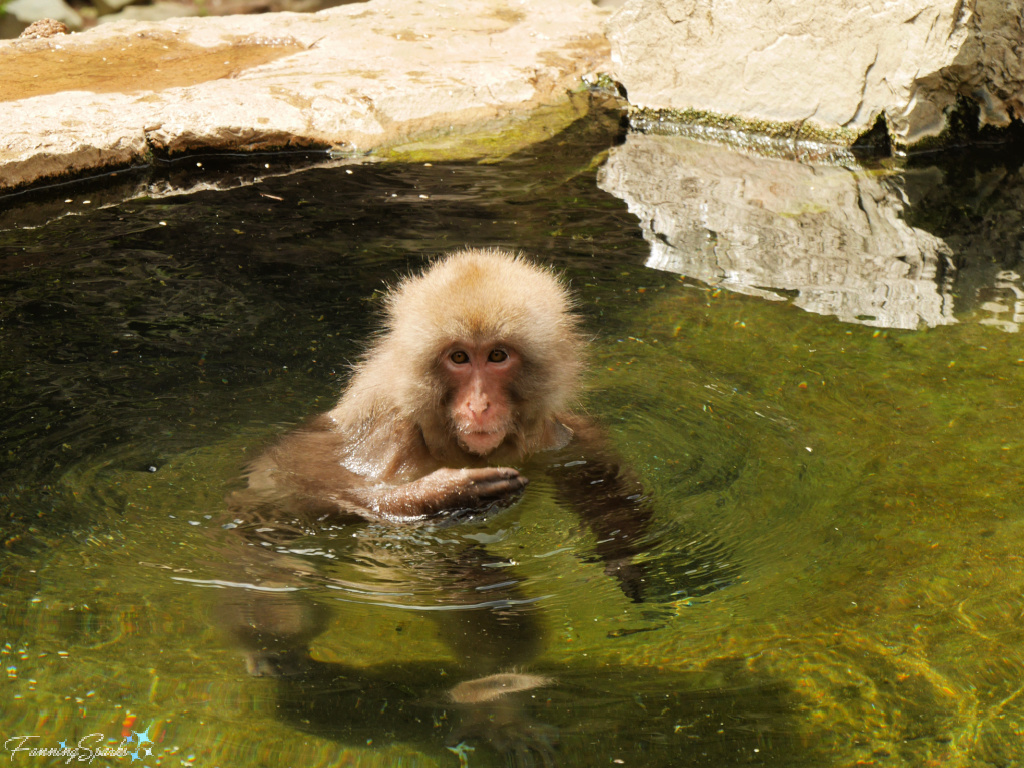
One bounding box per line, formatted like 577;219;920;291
607;0;1024;151
0;0;612;192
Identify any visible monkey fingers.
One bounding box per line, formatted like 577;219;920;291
457;467;529;499
420;466;529;508
414;467;525;518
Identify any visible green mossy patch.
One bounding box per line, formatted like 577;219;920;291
384;91;623;164
628;105;862;163
629;97;1024;160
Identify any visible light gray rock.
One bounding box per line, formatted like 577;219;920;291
0;0;612;192
598;133;957;329
96;3;203;23
93;0;150;18
607;0;1024;150
3;0;82;33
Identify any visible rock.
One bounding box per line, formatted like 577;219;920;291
18;18;70;38
2;0;82;35
0;0;612;192
597;133;957;329
92;0;146;17
96;2;203;24
607;0;1024;151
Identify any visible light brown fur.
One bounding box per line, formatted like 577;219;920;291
329;248;583;454
222;250;663;711
240;248;586;523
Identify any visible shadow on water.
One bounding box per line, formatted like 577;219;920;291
5;99;1024;767
210;545;773;766
205;391;747;764
275;659;807;767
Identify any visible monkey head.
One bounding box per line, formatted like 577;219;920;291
379;248;584;459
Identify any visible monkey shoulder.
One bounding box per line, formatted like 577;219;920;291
542;416;575;452
322;408;440;484
552;413;606;449
540;414;627;477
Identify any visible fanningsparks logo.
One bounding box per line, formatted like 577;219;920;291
5;725;156;764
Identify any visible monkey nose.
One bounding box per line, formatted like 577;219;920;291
467;396;490;416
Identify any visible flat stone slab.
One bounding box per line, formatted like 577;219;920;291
0;0;612;192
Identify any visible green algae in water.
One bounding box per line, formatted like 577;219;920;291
4;115;1024;767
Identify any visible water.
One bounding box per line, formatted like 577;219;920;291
3;107;1024;767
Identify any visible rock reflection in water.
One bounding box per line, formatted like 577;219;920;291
598;134;957;330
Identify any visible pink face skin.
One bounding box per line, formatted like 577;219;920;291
443;342;519;456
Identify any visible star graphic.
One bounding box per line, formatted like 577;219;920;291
132;725;155;759
132;729;151;749
129;748;141;762
58;741;67;750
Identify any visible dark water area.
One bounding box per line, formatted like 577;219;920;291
3;108;1024;767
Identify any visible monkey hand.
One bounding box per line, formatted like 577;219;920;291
421;467;529;517
374;468;528;522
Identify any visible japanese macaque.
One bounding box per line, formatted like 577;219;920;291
219;248;667;762
239;247;607;524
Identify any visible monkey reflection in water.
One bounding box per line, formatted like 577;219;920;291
218;249;725;762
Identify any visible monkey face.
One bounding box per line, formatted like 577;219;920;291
442;342;519;456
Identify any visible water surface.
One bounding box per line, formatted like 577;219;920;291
3;113;1024;767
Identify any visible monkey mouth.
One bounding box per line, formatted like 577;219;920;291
458;429;506;455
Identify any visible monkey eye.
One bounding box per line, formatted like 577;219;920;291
449;350;470;364
488;349;509;363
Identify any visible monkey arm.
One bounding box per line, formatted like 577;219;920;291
246;460;529;525
546;416;656;602
551;461;656;603
241;416;531;524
